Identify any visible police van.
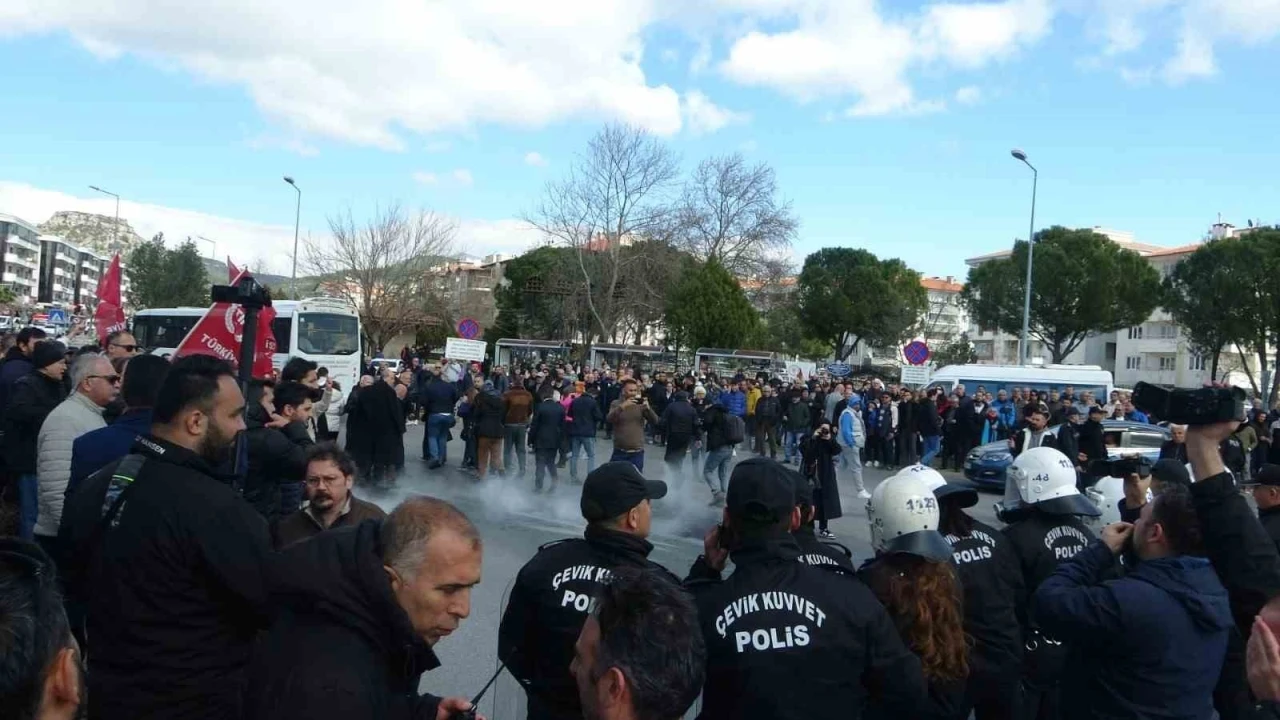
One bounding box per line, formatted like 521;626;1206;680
925;363;1115;399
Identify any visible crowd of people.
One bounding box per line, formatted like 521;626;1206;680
8;334;1280;720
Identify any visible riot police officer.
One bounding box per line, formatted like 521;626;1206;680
785;464;856;572
860;469;970;720
498;462;672;720
686;457;925;720
999;446;1101;720
909;464;1025;720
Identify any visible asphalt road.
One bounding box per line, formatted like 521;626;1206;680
359;424;1002;719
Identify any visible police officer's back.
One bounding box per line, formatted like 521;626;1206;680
498;462;671;720
999;446;1101;720
783;464;855;572
687;458;925;720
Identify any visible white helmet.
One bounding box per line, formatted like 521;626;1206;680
867;471;954;562
898;464;979;508
1007;446;1101;517
1084;476;1127;530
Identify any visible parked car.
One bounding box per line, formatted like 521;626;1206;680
963;420;1170;491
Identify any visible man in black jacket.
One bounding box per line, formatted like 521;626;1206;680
0;326;46;414
500;462;671;720
246;497;481;720
3;340;68;540
243;380;311;521
686;458;925;719
530;388;567;492
1250;465;1280;552
660;390;699;485
568;387;603;483
754;384;782;459
58;355;270;720
786;465;855;572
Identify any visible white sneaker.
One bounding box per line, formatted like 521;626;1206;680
857;490;872;500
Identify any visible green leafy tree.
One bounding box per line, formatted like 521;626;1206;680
1220;231;1280;402
796;248;927;360
665;259;758;351
491;246;585;341
126;234;211;309
931;334;979;367
0;286;16;306
961;226;1162;363
758;302;830;361
1162;238;1256;381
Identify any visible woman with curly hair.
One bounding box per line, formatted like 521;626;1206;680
860;469;970;720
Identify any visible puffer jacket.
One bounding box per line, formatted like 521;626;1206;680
723;390;747;418
35;392;106;537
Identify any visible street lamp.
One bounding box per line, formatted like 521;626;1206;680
1010;149;1038;366
283;176;301;299
88;185;120;250
196;235;216;260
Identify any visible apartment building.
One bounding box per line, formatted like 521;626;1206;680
0;213;41;306
965;221;1269;389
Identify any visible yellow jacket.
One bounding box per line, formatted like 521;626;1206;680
746;386;762;416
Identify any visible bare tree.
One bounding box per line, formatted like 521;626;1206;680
677;153;798;278
743;256;796;314
526;124;680;344
304;204;456;351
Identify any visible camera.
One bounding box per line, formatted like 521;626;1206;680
211;275;272;310
1087;455;1152;479
1131;382;1246;426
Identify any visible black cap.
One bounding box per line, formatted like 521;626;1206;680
727;458;795;523
1252;464;1280;487
31;340;68;369
1151;459;1191;488
786;466;813;507
1088;405;1105;415
580;462;667;522
1063;406;1080;417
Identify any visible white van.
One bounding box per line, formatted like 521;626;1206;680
925;364;1115;400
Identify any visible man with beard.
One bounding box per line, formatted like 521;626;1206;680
0;538;87;720
273;444;386;549
58;355;271;720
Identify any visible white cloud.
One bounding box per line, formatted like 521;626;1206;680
451;169;474;187
0;180;536;273
2;0;685;146
524;151;548;167
424;140;453;153
681;90;749;134
412;172;439;186
954;85;982;105
0;181;299;274
245;132;320;157
719;0;1049;117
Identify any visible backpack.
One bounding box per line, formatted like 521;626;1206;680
58;453;148;605
724;414;746;444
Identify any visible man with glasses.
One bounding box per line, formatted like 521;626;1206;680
33;353;119;557
0;538;86;720
273;444;385;549
104;330;139;361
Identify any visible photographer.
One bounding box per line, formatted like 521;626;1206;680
800;422;843;540
1137;383;1280;720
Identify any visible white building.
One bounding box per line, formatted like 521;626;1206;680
846;275;970;367
965;221;1270;390
0;213;42;306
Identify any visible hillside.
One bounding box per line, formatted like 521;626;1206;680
39;211;145;256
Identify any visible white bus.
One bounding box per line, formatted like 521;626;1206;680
925;363;1115;400
132;297;364;391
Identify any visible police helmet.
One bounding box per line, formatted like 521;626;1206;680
898;464;979;508
1007;446;1101;517
867;471;954;562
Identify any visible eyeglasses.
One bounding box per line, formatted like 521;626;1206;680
110;343;139;353
304;474;346;487
88;374;122;384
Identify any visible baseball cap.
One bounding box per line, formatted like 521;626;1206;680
1151;459;1192;489
1250;464;1280;487
727;458;795;523
580;462;668;522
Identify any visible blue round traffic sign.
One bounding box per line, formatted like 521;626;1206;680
456;318;481;340
825;362;851;377
903;341;931;366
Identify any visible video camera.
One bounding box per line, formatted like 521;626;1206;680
1131;382;1246;426
210;275;271;310
1087;455;1152;479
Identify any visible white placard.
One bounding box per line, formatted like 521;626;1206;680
900;364;932;386
445;337;487;363
784;361;817;382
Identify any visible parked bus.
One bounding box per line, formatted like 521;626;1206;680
132;297;364;391
925;363;1115;400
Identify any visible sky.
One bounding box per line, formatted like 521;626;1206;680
1;0;1278;279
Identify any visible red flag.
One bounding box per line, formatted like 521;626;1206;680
227;257;240;283
174;269;278;377
94;254;128;345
